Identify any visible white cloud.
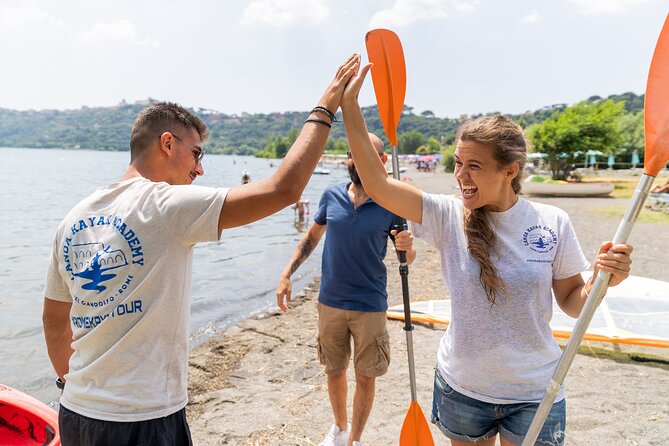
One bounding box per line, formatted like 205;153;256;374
0;4;64;33
369;0;479;28
568;0;649;15
241;0;330;27
520;10;541;24
77;20;159;47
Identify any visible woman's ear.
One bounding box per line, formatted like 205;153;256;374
506;162;520;180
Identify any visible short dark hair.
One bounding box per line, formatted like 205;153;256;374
129;102;209;157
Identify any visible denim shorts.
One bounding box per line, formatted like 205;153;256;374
431;369;565;446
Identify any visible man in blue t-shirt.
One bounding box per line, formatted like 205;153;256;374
276;133;416;446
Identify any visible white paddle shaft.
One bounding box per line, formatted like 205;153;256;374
522;174;655;445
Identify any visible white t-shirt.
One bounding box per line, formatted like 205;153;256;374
412;193;590;404
44;177;228;421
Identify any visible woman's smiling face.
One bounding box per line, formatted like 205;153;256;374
454;139;519;212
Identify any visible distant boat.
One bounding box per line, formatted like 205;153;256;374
386;166;407;175
523;177;614;197
313;167;331;175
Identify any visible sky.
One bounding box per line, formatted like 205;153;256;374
0;0;667;119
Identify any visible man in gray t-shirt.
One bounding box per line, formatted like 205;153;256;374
42;54;360;446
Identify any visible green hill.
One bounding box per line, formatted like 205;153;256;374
0;92;644;155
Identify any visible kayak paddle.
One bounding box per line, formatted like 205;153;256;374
365;28;434;446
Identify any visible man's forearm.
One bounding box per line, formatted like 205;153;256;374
45;327;73;379
283;236;317;278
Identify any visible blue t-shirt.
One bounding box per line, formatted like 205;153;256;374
314;182;396;312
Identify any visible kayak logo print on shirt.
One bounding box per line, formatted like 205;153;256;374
522;225;557;254
62;216;145;328
71;242;127;292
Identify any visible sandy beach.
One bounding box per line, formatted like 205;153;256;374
187;168;669;446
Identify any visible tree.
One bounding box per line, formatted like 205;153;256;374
527;100;624;180
286;128;298;146
274;138;289;158
420;110;435;119
426;137;441;154
617;111;644;158
398;131;424;154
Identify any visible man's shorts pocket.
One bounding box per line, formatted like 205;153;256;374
373;332;391;374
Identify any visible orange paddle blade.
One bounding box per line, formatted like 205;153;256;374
365;29;406;147
644;13;669;176
399;400;434;446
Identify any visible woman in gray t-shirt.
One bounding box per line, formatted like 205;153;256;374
339;65;633;446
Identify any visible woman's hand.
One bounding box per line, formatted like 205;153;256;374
592;241;633;287
341;63;372;108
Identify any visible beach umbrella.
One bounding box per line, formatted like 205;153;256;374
631;150;641;168
522;13;669;445
366;29;434;446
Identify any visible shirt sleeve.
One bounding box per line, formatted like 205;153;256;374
411;192;448;248
153;185;228;247
313;190;328;226
552;212;591;280
44;230;73;302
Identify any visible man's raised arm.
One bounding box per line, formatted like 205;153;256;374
219;54;360;231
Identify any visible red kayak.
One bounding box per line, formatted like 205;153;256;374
0;384;60;446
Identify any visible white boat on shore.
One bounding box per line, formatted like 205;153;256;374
313;167;331;175
523;178;614;197
386;166;407;175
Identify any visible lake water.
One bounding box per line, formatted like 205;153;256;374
0;147;349;404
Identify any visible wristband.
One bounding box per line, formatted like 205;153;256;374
310;106;337;122
304;118;332;128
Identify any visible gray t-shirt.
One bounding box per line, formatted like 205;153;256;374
44;177;228;421
412;193;589;404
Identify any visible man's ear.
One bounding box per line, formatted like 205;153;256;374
159;132;173;156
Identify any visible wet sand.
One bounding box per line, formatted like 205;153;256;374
187;168;669;445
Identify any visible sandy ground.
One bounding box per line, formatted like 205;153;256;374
187;168;669;446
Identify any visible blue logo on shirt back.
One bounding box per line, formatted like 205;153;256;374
522;225;557;253
63;215;144;297
71;243;128;293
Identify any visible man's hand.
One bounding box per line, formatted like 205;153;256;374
392;229;414;252
318;53;361;114
276;275;292;313
391;229;417;265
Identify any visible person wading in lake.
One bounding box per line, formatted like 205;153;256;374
339;63;633;446
41;54;361;446
276;133;416;446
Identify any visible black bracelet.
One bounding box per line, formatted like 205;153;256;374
304;118;332;128
311;106;337;122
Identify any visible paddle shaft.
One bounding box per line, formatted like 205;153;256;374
522;174;655;445
390;144;419;402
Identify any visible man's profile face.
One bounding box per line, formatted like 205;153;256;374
167;128;204;185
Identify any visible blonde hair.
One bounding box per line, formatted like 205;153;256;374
456;115;527;305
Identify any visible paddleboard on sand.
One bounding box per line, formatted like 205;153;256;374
387;273;669;348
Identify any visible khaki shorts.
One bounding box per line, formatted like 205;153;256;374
316;302;390;377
